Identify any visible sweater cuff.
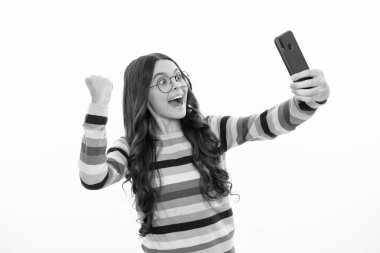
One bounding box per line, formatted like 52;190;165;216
305;98;328;109
85;103;109;125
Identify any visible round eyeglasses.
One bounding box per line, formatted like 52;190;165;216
150;71;190;93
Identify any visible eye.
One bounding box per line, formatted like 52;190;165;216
175;73;183;81
158;77;168;85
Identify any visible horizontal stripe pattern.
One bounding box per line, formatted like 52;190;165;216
79;96;325;252
140;132;236;252
79;104;236;252
204;95;324;152
79;103;129;190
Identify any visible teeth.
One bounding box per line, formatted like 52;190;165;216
170;95;183;101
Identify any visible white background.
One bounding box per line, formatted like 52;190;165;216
1;0;379;252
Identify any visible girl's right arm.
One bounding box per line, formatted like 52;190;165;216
78;75;129;190
78;102;129;190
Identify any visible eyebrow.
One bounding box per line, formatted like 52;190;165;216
153;68;180;80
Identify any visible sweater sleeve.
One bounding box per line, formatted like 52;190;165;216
204;95;327;152
78;103;129;190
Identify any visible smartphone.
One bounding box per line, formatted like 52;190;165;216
274;30;312;88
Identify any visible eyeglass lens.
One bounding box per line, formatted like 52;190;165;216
157;72;189;93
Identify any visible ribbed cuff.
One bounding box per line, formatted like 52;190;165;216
84;103;109;125
293;95;328;111
305;98;328;109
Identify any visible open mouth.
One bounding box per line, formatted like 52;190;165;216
168;97;184;106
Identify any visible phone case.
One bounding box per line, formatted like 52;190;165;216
274;30;312;86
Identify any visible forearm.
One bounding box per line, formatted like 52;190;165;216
78;103;110;190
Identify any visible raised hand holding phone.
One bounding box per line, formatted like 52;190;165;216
275;30;329;103
289;68;330;103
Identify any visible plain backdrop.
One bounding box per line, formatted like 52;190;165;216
1;0;379;252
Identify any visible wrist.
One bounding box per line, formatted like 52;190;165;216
91;99;109;106
88;102;109;117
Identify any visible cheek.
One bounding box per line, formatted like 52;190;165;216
148;92;168;111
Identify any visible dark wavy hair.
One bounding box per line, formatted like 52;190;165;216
121;52;240;238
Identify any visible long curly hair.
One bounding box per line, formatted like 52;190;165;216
121;52;240;238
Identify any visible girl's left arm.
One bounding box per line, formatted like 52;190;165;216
204;68;330;152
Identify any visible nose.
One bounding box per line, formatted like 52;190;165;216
170;77;184;90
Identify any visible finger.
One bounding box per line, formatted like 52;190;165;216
291;86;320;96
294;92;325;103
291;69;323;81
294;95;314;103
309;94;324;102
290;78;318;89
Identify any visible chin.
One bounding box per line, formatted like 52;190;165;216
174;110;187;119
166;103;187;119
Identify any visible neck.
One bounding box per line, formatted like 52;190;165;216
155;120;182;135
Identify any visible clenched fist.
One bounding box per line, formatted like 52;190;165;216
85;75;113;105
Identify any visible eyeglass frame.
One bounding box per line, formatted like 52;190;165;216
149;71;190;93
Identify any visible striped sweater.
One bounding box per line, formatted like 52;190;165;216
78;96;326;252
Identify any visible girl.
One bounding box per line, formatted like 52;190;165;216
79;52;329;252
